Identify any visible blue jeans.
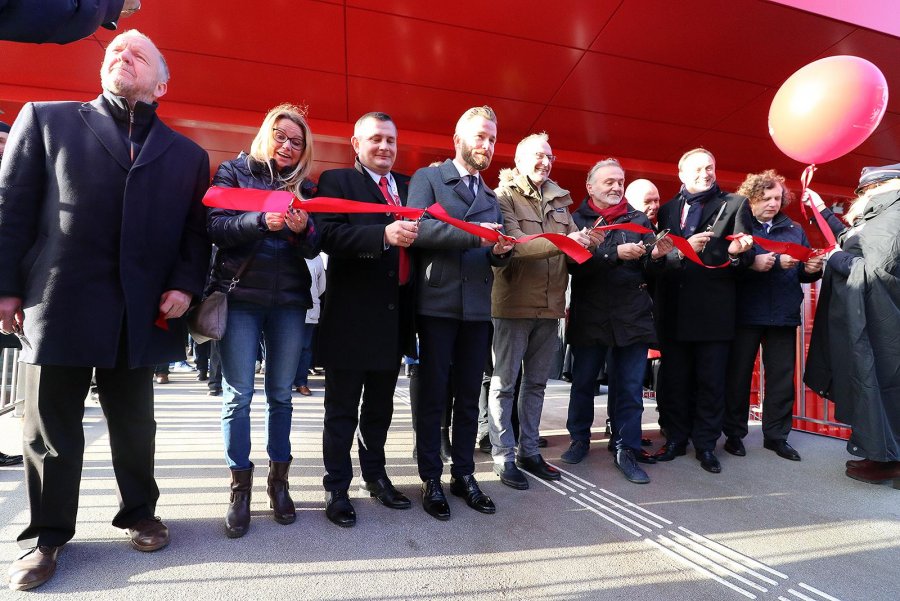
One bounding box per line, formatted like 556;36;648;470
568;342;648;450
293;322;316;387
220;301;305;469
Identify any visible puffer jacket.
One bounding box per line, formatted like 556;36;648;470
567;200;658;347
207;153;319;307
492;170;579;319
737;212;821;327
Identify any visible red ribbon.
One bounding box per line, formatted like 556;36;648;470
155;311;169;330
202;187;593;263
726;234;814;262
594;222;729;268
798;165;838;252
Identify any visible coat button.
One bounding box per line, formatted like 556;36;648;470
388;270;396;278
388;303;396;310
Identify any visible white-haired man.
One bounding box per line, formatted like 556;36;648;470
0;30;210;590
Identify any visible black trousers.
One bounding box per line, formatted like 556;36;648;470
322;367;398;492
658;339;730;451
415;316;489;480
18;361;157;548
724;325;797;441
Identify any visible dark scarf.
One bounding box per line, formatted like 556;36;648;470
680;182;720;206
680;182;720;236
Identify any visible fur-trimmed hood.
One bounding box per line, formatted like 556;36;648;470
497;168;571;205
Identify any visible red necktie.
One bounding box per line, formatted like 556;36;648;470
378;176;410;285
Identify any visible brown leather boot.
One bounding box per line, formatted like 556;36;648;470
267;459;296;525
225;466;253;538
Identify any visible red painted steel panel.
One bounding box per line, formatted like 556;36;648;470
345;8;583;105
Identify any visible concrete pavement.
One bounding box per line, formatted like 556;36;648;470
0;371;896;600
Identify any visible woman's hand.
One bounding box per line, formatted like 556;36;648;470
264;212;285;231
285;208;309;233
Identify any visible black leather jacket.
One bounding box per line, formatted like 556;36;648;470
207;153;319;307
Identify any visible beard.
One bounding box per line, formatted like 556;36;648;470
461;142;491;172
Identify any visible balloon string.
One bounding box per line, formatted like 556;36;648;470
799;164;837;251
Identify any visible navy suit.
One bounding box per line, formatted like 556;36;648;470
316;161;413;491
407;159;510;480
0;94;210;547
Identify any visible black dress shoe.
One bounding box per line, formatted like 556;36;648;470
516;454;561;481
361;477;411;509
653;441;687;462
325;490;357;527
7;545;60;591
450;474;496;514
695;450;722;474
476;435;492;454
0;451;23;466
494;461;529;490
196;371;209;381
421;478;451;521
764;439;801;461
723;436;746;457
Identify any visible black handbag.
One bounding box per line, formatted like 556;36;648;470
187;246;259;344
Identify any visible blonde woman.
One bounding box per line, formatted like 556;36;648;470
207;104;319;537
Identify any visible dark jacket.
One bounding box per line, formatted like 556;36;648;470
407;159;510;322
0;95;210;368
655;188;753;342
736;212;821;328
567;202;658;347
0;0;124;44
316;161;415;370
207;153;319;308
805;189;900;462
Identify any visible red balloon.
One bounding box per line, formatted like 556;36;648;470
768;56;888;164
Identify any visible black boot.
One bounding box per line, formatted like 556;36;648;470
267;459;296;525
225;466;253;538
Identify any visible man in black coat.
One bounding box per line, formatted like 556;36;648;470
316;112;418;527
0;30;210;590
0;0;141;44
653;148;753;474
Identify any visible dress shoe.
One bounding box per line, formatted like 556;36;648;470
516;454;561;481
449;474;496;514
846;458;875;469
633;448;657;464
845;460;900;488
196;371;209;381
225;466;253;538
764;439;801;461
155;373;169;384
267;460;296;524
295;385;312;396
476;434;492;454
723;436;746;457
208;388;223;396
0;451;23;467
560;440;590;464
615;448;650;484
127;516;170;552
695;450;722;474
7;545;60;591
421;478;451;521
653;441;687;462
641;437;653;447
537;436;548;448
494;461;529;490
362;477;411;509
325;490;357;527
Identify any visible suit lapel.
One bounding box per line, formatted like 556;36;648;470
79;98;131;171
465;185;496;221
353;160;389;205
697;193;725;231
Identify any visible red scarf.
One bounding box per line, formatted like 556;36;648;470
588;197;629;223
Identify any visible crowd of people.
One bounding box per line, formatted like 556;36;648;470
0;27;898;592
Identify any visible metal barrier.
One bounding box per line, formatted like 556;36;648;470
1;346;22;416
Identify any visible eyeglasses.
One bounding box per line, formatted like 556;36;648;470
272;128;305;151
535;152;557;164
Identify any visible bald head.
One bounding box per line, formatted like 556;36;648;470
625;179;660;223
